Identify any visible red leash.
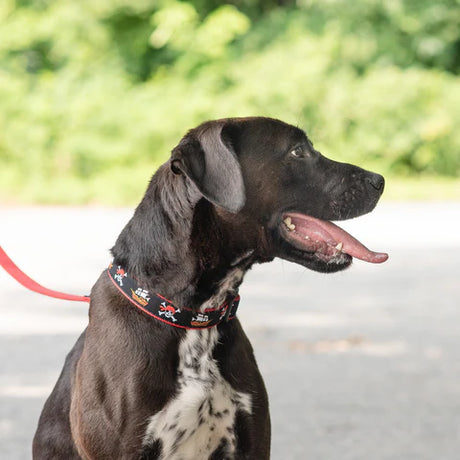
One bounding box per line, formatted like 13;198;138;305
0;246;90;303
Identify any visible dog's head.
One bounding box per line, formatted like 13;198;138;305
170;117;388;273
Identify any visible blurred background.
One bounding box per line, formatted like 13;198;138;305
1;1;460;459
0;0;459;205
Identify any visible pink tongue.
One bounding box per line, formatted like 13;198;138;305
288;213;388;263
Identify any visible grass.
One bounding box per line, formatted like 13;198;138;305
1;171;459;206
382;176;460;201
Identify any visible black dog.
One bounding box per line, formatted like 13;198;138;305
33;117;387;459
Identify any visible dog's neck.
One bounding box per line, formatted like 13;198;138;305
111;165;256;310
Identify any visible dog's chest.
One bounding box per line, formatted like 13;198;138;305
143;329;251;460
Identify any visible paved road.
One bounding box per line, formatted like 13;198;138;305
1;203;460;459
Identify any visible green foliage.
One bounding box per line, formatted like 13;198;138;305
0;0;459;204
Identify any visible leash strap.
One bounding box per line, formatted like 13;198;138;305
0;246;90;303
107;263;240;329
0;246;239;328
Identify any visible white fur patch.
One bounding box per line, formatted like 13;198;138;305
200;267;245;313
143;328;252;459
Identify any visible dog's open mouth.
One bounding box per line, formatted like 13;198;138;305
280;212;388;265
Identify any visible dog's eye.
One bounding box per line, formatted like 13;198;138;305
289;146;306;158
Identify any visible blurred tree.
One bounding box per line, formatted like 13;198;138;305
0;0;458;204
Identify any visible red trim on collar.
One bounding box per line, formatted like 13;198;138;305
107;263;239;329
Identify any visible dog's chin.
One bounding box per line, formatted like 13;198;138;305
276;228;353;273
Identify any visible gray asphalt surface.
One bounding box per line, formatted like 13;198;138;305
1;203;460;459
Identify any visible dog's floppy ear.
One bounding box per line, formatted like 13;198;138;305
170;122;245;213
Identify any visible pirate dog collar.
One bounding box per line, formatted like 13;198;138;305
107;263;239;329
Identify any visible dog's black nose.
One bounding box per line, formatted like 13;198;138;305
366;173;385;193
